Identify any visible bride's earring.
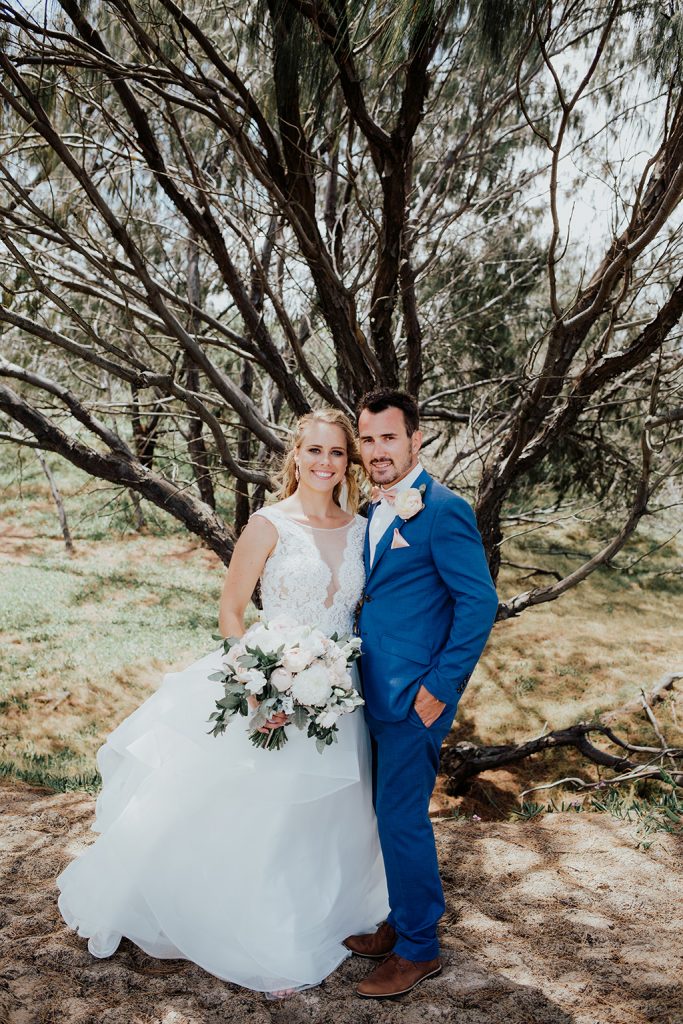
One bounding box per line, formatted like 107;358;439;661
295;462;300;482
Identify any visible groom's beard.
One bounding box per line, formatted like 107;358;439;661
368;449;415;485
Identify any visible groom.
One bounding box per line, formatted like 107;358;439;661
344;389;499;998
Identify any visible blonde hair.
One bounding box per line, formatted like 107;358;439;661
276;409;364;513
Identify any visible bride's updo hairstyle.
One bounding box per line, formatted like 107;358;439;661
277;409;364;513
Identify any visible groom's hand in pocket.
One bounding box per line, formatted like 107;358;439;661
414;685;446;728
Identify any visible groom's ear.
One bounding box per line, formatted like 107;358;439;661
411;429;423;456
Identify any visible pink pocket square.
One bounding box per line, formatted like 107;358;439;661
391;528;410;549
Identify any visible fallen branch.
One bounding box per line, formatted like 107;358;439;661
600;670;683;724
442;717;683;795
520;757;683;803
499;560;563;581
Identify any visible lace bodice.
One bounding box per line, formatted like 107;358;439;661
252;506;366;636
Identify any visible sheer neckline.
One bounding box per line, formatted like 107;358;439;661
255;505;366;633
268;507;357;532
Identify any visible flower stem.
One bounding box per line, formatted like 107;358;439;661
251;726;288;751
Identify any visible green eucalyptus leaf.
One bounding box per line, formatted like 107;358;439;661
237;655;259;668
292;705;309;731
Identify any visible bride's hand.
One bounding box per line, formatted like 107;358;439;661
247;695;289;734
257;711;289;734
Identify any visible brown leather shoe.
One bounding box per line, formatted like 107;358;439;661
356;953;442;998
343;921;396;959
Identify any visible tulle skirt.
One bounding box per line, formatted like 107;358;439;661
57;648;389;992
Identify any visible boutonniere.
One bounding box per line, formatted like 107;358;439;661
394;484;426;521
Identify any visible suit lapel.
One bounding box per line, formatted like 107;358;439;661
366;468;433;580
363;503;373;577
368;512;402;578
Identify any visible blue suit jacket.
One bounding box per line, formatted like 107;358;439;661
357;470;499;722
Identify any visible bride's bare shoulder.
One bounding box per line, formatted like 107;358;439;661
257;499;290;515
235;509;278;552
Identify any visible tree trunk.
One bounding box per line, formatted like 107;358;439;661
234;359;254;535
37;451;75;556
185;234;216;509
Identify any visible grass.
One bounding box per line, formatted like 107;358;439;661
451;559;683;821
1;448;682;815
0;752;101;793
509;778;683;848
0;452;223;790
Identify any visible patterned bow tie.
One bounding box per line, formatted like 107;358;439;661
371;485;399;505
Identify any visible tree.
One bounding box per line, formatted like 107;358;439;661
0;0;680;607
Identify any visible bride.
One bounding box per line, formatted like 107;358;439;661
57;408;389;994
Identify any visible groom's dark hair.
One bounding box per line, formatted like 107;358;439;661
357;388;420;436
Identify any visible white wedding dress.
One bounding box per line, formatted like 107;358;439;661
57;506;388;993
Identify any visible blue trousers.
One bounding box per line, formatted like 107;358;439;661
365;702;456;962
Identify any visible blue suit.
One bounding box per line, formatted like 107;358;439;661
358;469;498;961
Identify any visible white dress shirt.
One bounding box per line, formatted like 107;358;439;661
368;461;424;566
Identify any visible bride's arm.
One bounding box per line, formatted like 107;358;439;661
217;515;277;638
218;515;285;733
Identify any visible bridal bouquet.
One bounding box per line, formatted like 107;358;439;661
208;617;364;752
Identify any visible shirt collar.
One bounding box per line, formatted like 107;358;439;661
385;461;424;496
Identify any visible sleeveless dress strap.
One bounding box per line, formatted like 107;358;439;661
251;506;276;524
251;505;293;540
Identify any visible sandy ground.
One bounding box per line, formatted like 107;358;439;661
1;781;681;1024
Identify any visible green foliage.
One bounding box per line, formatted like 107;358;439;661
0;0;681;607
510;800;545;820
633;1;683;81
513;674;538;695
477;0;529;61
0;752;101;794
511;779;683;845
0;448;224;792
253;0;335;125
589;777;683;845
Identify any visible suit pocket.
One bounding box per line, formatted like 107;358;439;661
380;633;431;666
389;540;427;553
407;704;428;729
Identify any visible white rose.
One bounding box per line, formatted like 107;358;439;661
291;663;333;706
316;710;340;729
394;488;424;520
264;616;307;648
282;646;316;674
244;623;286;656
270;667;294;692
332;659;351;684
240;668;267;694
324;646;343;667
223;643;246;671
234;661;250;682
299;631;326;660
